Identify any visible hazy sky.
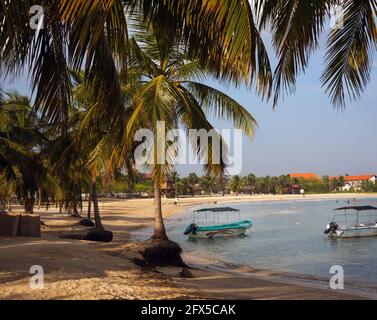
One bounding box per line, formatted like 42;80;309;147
3;32;377;178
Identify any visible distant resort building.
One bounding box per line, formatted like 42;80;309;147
340;175;376;191
288;173;321;181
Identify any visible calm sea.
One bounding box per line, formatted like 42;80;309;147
153;197;377;283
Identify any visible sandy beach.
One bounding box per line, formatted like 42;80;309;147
1;193;377;300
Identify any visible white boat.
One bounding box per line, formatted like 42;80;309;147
184;207;253;239
324;206;377;239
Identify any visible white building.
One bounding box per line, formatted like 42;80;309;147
342;175;376;191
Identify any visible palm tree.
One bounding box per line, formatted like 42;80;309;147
168;171;180;198
229;176;243;195
254;0;377;108
176;178;190;196
243;173;257;195
0;0;271;133
91;28;258;241
0;92;53;213
187;173;199;197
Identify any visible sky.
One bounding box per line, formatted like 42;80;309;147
3;31;377;178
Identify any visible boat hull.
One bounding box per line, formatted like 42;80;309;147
188;227;249;239
329;225;377;239
186;220;253;239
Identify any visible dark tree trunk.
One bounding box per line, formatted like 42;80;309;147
24;195;34;214
0;198;6;214
71;200;81;218
92;181;104;230
38;187;42;209
87;188;92;220
151;180;168;240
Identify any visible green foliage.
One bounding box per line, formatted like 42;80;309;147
361;181;377;193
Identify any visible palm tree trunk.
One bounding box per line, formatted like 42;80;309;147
0;198;6;214
38;187;42;209
151;179;168;240
92;181;104;230
87;185;92;220
24;195;34;213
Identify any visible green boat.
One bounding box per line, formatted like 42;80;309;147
184;207;253;239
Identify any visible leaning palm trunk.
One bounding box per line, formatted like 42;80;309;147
91;181;104;230
151;179;168;240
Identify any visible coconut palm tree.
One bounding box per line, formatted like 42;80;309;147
89;28;258;240
0;0;271;133
243;173;257;195
0;92;53;213
254;0;377;108
229;175;243;195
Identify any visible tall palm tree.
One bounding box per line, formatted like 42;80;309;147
243;173;257;195
254;0;377;108
0;92;53;213
90;29;258;240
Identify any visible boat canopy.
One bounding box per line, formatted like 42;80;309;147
194;207;240;213
334;206;377;211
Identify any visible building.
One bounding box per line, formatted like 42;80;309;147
343;175;376;191
290;184;302;195
288;173;321;181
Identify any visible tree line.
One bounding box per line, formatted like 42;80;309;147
102;173;377;197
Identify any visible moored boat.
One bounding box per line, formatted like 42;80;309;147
324;206;377;239
184;207;252;239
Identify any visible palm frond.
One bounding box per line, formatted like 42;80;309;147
184;81;257;138
132;0;272;93
321;0;377;107
255;0;329;107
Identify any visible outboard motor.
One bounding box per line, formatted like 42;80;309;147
184;223;198;235
324;222;339;235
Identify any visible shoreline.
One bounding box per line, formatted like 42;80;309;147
1;193;376;300
134;193;377;300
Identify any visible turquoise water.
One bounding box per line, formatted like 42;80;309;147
163;197;377;283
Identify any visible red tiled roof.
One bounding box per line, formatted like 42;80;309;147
289;173;320;180
345;175;375;182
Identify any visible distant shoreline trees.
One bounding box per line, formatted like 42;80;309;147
99;172;377;197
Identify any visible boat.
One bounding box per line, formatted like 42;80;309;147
324;206;377;238
184;207;252;239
